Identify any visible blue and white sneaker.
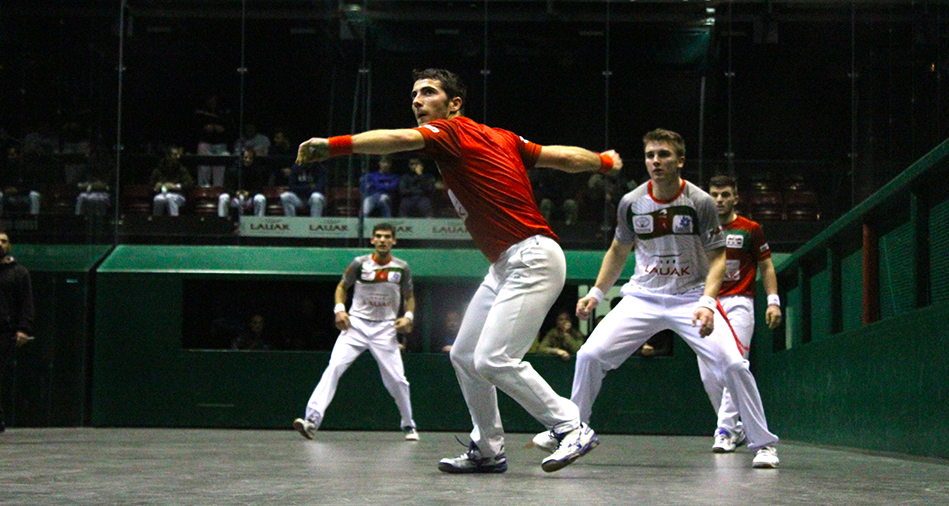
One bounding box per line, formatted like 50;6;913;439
712;427;748;453
540;423;599;472
438;441;508;474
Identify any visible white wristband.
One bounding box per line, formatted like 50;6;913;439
587;286;605;305
767;294;781;307
698;296;717;312
403;311;414;322
333;303;346;314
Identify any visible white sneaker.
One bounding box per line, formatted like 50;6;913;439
403;426;419;441
712;428;737;453
293;418;318;440
752;446;779;468
540;423;599;473
438;442;508;474
527;430;559;453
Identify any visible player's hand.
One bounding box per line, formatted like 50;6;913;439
394;317;413;335
297;138;331;164
692;307;714;337
334;311;351;331
576;296;599;321
600;150;623;174
765;305;783;329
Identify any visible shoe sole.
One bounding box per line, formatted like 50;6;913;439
753;461;779;469
712;445;736;453
541;436;599;473
405;434;419;441
292;419;314;440
437;462;508;474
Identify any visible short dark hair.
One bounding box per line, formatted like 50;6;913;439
709;174;737;190
642;128;686;158
373;222;395;238
412;68;466;115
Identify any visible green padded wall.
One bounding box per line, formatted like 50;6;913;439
91;245;720;434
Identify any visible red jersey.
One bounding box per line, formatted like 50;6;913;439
415;116;557;262
719;215;771;298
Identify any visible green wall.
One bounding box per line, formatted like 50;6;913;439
91;245;716;434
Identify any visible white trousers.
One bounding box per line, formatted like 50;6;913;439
572;287;778;450
697;295;754;434
304;316;416;430
281;191;325;217
218;193;266;217
448;235;580;457
153;192;185;216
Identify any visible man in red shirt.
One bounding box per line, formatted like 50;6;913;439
297;68;622;474
700;174;782;455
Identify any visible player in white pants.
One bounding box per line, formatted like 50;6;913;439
697;175;783;453
552;129;779;468
293;222;419;441
295;68;621;473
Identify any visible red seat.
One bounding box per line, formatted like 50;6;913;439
261;186;288;216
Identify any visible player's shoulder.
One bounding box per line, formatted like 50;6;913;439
733;215;763;231
389;255;410;269
682;179;714;202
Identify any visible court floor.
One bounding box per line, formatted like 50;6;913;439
2;428;947;505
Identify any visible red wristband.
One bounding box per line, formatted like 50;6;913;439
598;153;614;174
328;135;354;157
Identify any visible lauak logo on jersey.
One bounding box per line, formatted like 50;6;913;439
642;256;691;277
423;124;440;133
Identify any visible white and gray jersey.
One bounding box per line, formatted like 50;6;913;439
614;180;725;295
342;254;413;321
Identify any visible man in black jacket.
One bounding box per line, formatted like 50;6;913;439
0;230;34;433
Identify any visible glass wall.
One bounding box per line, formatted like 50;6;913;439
1;1;946;250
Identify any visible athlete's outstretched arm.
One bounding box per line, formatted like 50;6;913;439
576;238;633;321
535;146;622;176
297;129;426;164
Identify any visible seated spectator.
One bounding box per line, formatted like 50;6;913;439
74;144;114;216
231;314;271;351
269;127;294;159
281;161;327;216
233;123;271;157
218;147;266;218
150;146;194;216
432;308;463;353
361;155;399;218
75;180;111;216
530;310;586;360
530;169;578;225
0;146;41;216
398;157;436;217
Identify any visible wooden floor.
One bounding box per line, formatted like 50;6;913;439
2;428;947;505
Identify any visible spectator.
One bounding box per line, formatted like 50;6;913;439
361;155;399;218
530;311;585;360
0;229;35;434
233;123;271;157
150;146;194;216
281;162;327;217
0;147;41;216
398;157;436;217
195;95;231;187
218;148;266;218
